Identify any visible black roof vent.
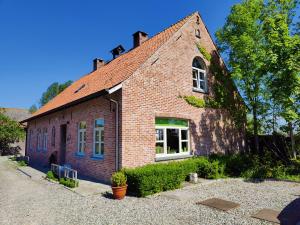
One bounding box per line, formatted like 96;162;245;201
110;45;125;59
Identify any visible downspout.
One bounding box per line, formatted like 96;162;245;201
109;99;119;171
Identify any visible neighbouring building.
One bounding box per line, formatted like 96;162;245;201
22;12;246;182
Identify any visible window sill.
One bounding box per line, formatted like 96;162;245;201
155;154;193;162
193;88;208;94
75;152;85;158
90;155;104;161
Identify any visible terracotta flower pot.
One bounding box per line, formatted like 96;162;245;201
111;185;127;200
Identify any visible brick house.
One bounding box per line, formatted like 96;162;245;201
22;12;245;182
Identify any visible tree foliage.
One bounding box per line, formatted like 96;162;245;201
39;80;72;107
0;110;25;155
216;0;300;156
29;104;37;114
216;0;266;152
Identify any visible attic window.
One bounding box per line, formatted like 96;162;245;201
195;29;201;38
196;16;200;25
74;84;85;93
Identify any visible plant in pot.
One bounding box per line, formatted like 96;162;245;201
111;171;127;200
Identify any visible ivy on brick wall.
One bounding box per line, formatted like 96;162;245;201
182;43;247;129
196;43;211;61
180;95;220;109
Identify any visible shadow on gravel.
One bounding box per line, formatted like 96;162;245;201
102;191;114;199
278;198;300;225
243;178;300;184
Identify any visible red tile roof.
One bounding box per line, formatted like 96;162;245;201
25;12;195;122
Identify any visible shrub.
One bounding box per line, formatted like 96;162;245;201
17;160;27;167
124;157;224;197
59;178;79;188
111;171;127;187
46;171;58;181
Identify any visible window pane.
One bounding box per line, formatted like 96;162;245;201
79;132;82;142
95;143;100;154
101;143;104;155
167;129;179;154
181;142;188;152
95;130;100;142
83;131;86;141
101;130;104;142
79;143;82;152
192;69;197;79
155;142;164;154
156;129;164;141
200;81;205;89
193;80;198;88
95;119;104;128
200;72;204;80
181;130;188;140
192;57;204;69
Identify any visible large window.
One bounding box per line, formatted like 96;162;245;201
77;121;86;154
155;118;189;157
37;128;42;151
93;119;104;157
192;57;207;92
42;128;48;151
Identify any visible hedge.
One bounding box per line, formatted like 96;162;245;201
123;157;225;197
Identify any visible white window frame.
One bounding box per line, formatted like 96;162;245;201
77;122;86;155
93;119;104;157
155;125;190;158
42;128;48;151
192;66;207;93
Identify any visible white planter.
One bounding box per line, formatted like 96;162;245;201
189;173;198;183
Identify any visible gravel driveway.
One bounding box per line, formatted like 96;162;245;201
0;156;299;225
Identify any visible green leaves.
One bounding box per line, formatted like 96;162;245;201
0;110;25;154
216;0;300;136
39;80;73;107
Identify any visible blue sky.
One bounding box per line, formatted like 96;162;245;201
0;0;244;109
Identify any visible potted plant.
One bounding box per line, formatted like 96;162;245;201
111;171;127;200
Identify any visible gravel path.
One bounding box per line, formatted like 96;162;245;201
0;156;299;225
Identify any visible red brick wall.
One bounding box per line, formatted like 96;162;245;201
26;93;121;182
120;13;245;168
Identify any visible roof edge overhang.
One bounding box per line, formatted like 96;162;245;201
22;89;107;123
22;83;123;124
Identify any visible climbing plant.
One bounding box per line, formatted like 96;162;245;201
182;43;247;129
196;43;211;61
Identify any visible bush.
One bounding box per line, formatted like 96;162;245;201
59;178;79;188
17;160;27;167
111;171;127;187
46;171;58;181
124;157;224;197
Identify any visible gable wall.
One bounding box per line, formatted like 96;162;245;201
121;14;245;168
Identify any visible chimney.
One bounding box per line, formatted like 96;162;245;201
93;58;105;71
133;31;148;48
110;45;125;59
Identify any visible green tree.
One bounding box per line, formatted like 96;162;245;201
39;80;72;107
216;0;267;153
0;110;25;155
29;104;37;114
262;0;300;158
